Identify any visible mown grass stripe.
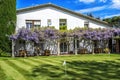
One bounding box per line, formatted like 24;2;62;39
25;58;65;79
0;61;26;80
33;58;62;66
20;59;40;66
28;58;44;64
9;60;32;71
28;58;57;65
0;62;7;80
34;58;85;75
27;58;86;80
29;58;66;72
17;59;36;67
5;60;33;80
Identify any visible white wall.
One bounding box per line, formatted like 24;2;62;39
16;7;109;31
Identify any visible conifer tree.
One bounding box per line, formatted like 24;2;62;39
0;0;16;52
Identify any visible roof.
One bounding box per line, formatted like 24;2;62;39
17;3;110;26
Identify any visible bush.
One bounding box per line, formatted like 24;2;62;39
59;26;67;30
0;48;11;57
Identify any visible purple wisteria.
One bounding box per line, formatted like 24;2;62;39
10;28;39;43
44;28;59;39
10;27;120;43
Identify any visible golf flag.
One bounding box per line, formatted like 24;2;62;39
63;60;66;66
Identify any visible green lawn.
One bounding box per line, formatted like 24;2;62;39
0;54;120;80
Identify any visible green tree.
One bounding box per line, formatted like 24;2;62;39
103;16;120;27
87;13;94;17
0;0;16;52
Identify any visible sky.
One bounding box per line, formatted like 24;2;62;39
17;0;120;19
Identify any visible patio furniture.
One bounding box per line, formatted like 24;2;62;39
19;50;27;57
44;50;50;56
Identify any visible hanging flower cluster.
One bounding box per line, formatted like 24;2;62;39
10;27;120;43
10;28;39;43
44;28;59;39
72;28;120;41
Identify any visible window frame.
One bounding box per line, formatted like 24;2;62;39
84;21;89;28
26;20;41;29
47;19;52;27
59;19;67;30
59;19;67;26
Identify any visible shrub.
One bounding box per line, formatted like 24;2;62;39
59;26;67;30
0;48;11;57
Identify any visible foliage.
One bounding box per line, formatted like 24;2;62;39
10;27;59;43
103;16;120;27
10;28;39;43
0;48;11;57
86;13;101;20
0;0;16;52
59;26;67;30
10;27;120;42
87;13;94;17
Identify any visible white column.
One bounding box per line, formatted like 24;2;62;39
57;41;60;55
92;41;95;55
12;40;15;57
75;39;78;55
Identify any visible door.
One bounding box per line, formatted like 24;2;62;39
60;42;67;53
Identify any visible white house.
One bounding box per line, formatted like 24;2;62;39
16;3;110;31
14;3;111;56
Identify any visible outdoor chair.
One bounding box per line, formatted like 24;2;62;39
19;50;27;57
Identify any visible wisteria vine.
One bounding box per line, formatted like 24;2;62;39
10;27;120;43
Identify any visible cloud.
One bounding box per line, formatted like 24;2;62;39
76;5;107;13
111;0;120;9
79;0;95;3
100;0;107;3
104;13;120;18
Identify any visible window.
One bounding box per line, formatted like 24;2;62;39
34;21;41;28
26;20;41;29
47;19;51;27
26;20;33;29
59;19;67;30
59;19;67;26
84;21;89;28
60;42;67;52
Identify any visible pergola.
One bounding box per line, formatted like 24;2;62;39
10;27;120;57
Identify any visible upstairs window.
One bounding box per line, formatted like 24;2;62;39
34;20;41;28
59;19;67;30
26;20;33;29
47;19;52;27
26;20;41;29
84;21;89;28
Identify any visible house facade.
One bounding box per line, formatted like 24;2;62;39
16;3;109;31
14;3;112;56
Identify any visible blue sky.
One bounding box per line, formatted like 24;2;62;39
17;0;120;19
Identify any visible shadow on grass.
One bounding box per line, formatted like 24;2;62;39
30;60;120;80
0;66;6;80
